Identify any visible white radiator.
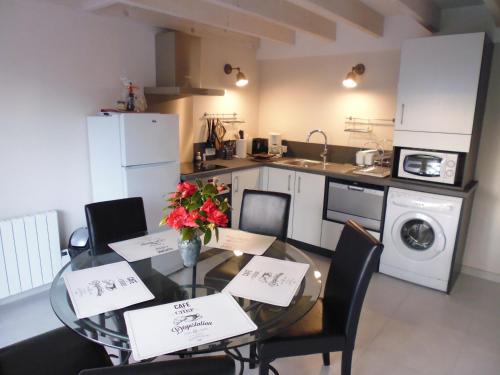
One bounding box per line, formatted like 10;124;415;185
0;211;61;299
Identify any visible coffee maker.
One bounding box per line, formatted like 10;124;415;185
268;133;283;156
252;138;268;154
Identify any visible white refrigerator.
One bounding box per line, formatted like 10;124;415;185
87;113;179;233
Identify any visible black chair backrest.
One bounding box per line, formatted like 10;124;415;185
85;197;147;255
323;220;383;346
239;189;291;241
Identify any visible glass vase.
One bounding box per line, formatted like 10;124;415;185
178;236;202;267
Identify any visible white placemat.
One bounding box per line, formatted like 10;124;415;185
63;261;154;319
206;228;276;256
223;256;309;307
124;293;257;361
108;230;178;262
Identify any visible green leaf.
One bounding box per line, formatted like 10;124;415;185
203;230;212;245
187;201;202;211
219;201;228;213
196;179;203;189
203;184;217;195
192;191;202;202
215;227;219;242
181;228;193;241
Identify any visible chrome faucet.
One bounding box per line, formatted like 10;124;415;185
306;129;328;167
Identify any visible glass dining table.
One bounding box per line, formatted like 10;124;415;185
50;239;322;359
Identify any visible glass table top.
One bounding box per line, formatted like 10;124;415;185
50;240;322;354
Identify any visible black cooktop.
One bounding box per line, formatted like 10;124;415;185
192;164;228;173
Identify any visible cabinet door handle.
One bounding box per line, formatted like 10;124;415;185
400;103;405;125
287;175;291;191
234;176;239;193
297;176;301;194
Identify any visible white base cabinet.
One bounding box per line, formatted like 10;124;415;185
231;168;261;229
321;220;380;251
291;172;325;247
265;168;325;246
266;167;295;237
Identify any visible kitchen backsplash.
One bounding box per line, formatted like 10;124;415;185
283;141;360;164
193;140;368;164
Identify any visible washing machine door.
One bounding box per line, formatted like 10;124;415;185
391;212;446;261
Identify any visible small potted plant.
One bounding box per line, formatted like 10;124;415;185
160;180;230;267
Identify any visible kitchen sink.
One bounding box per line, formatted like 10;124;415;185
274;159;326;168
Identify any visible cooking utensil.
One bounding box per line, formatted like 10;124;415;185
214;118;227;150
210;120;217;148
206;118;212;147
239;130;244;139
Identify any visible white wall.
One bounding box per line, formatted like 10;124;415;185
437;6;500;279
194;35;260;144
258;50;400;150
440;5;500;42
0;0;156;243
462;45;500;280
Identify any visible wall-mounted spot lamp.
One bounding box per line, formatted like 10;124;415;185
342;63;365;88
224;63;248;87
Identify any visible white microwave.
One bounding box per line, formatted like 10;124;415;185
396;149;460;185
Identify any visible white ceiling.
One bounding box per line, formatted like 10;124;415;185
51;0;500;51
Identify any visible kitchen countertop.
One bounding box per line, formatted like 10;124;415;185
181;158;477;198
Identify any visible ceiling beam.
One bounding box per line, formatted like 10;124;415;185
95;3;261;47
484;0;500;26
287;0;384;37
91;0;295;44
203;0;336;41
395;0;441;32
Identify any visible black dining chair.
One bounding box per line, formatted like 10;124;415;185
238;189;291;241
83;197;188;355
257;220;384;375
85;197;148;256
0;327;235;375
204;189;291;289
204;189;291;368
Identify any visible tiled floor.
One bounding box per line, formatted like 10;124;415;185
1;252;500;374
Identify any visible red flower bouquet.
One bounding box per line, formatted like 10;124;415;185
160;180;230;244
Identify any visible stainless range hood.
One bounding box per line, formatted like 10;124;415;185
145;31;225;97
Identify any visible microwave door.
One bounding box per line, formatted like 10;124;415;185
423;157;442;177
403;155;442;177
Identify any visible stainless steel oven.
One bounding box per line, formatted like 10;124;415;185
325;178;384;231
395;148;462;185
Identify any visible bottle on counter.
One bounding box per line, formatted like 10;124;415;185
195;151;202;166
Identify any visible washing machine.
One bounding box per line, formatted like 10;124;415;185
380;188;463;291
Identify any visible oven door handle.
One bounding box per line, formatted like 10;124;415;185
347;185;364;192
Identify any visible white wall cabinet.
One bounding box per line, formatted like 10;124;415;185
266;167;296;237
394;33;485;136
291;172;325;247
321;220;380;251
231;168;261;228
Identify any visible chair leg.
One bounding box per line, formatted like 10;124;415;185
249;343;257;369
259;361;270;375
341;349;353;375
322;352;330;366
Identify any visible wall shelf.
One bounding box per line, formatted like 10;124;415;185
344;116;394;133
